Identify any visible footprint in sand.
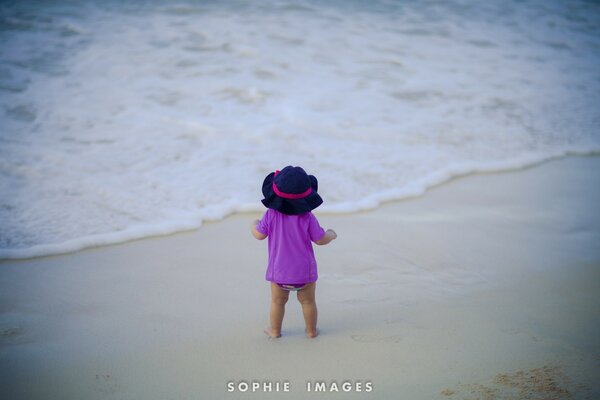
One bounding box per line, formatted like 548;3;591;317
0;327;22;338
384;318;401;325
350;334;402;343
500;327;542;342
94;374;118;395
500;327;521;335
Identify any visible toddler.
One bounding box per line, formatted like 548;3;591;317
251;166;337;339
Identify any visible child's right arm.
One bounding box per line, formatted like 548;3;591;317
315;229;337;245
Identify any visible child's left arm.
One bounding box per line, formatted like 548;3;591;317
251;219;267;240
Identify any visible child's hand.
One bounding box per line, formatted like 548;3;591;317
251;219;267;240
315;229;337;245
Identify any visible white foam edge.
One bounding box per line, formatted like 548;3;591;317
2;146;598;261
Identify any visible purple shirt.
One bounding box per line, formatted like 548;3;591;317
256;209;326;284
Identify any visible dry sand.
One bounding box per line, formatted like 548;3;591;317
1;156;599;399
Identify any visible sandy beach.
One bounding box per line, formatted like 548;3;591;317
1;155;599;399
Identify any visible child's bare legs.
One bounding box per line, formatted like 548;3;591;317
266;283;289;338
297;283;318;338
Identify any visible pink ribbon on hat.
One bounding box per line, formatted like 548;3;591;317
272;170;313;199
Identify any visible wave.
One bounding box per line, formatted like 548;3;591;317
2;148;598;260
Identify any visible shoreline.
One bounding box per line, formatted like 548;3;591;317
1;155;599;399
2;151;599;261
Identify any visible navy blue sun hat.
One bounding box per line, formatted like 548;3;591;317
261;166;323;215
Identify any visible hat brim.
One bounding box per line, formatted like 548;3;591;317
261;172;323;215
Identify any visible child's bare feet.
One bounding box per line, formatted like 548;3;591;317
306;329;319;338
264;327;281;339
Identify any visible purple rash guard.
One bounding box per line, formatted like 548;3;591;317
256;209;326;284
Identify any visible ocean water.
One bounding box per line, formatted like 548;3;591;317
1;0;599;259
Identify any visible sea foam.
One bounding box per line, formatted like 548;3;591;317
1;0;599;259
